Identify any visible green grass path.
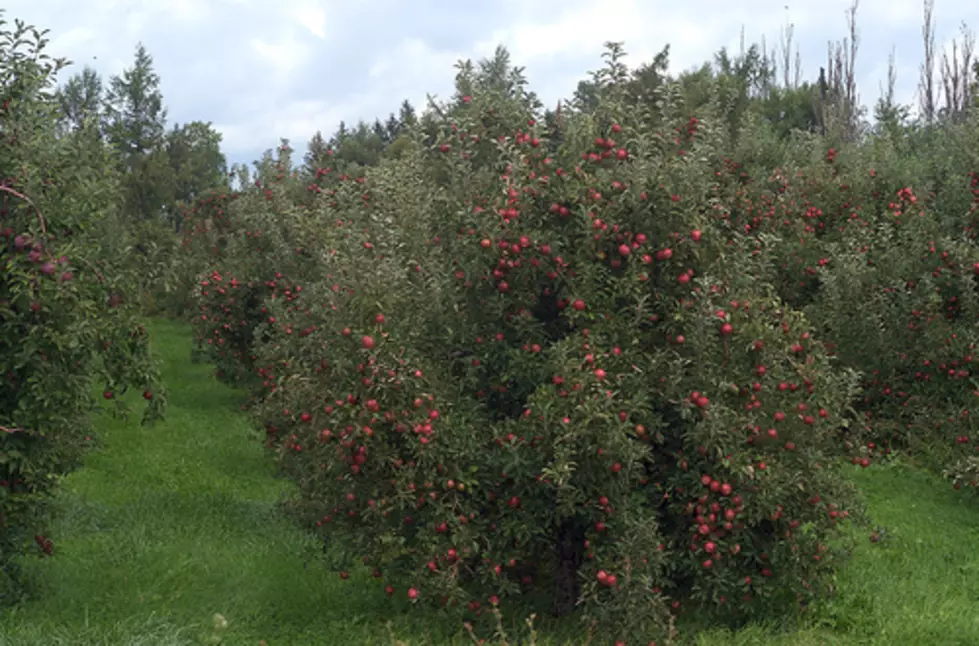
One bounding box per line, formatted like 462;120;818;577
1;318;979;645
0;319;425;645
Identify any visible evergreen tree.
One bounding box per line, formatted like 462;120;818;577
303;130;331;175
384;112;402;141
57;66;103;132
372;118;388;144
103;43;174;221
399;99;417;127
331;120;349;149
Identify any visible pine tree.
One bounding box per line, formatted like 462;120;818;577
303;130;331;176
384;112;402;141
103;43;174;221
399;100;417;127
57;66;103;132
372;118;388;144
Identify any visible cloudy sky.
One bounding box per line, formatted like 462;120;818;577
4;0;977;168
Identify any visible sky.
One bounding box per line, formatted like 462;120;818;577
3;0;977;169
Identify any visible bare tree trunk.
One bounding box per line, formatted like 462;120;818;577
779;12;797;90
940;23;975;121
879;47;897;110
919;0;937;122
816;1;862;141
817;66;828;137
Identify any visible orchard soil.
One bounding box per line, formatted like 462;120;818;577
0;319;977;646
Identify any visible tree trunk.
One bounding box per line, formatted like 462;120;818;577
553;519;586;617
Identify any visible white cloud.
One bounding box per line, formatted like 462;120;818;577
249;36;311;75
473;0;717;72
49;27;98;57
355;37;469;135
292;2;328;39
0;0;976;165
157;0;215;23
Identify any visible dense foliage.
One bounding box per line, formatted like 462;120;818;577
176;34;979;643
3;4;978;643
180;46;954;644
0;15;165;604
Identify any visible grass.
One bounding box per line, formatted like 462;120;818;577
1;318;979;645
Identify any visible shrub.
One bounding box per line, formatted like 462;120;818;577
0;14;165;604
201;49;865;643
175;189;242;320
718;115;979;475
188;167;331;388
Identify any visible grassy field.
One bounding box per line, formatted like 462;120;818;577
1;318;978;645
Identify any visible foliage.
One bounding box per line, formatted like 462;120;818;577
44;9;977;644
0;12;165;605
176;44;877;644
716;108;979;482
103;43;173;222
166;120;229;220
